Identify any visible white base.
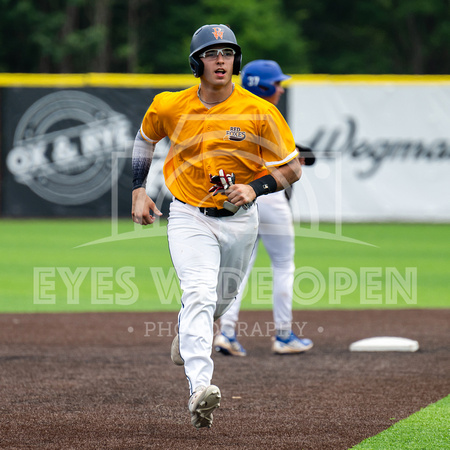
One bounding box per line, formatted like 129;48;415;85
349;336;419;352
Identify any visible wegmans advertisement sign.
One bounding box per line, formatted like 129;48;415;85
288;77;450;223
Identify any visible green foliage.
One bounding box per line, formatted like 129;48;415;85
294;0;450;74
136;0;200;74
200;0;310;72
0;0;449;73
0;0;57;71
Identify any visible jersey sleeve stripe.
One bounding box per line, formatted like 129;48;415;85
265;149;299;167
139;125;160;143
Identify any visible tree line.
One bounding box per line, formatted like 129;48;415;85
1;0;448;74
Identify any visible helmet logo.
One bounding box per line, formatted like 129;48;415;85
212;27;224;39
246;76;260;87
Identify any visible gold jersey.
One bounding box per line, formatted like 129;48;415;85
140;84;298;208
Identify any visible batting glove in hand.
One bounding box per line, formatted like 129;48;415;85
208;169;235;196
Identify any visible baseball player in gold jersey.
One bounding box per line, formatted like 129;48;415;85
131;24;301;429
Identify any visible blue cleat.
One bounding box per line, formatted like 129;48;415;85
272;332;313;354
214;332;247;357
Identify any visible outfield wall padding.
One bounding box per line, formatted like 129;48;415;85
1;74;449;221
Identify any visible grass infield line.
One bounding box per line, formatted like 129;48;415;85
351;394;450;449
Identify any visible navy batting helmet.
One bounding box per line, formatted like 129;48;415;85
241;60;291;97
189;24;242;78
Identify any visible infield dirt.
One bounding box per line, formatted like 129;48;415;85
1;309;449;449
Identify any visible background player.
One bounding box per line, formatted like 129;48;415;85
131;29;302;428
214;60;314;357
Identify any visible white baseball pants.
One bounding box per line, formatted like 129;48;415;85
167;199;258;393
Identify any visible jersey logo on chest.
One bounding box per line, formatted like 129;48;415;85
224;126;246;142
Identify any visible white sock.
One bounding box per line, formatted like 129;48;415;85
276;329;291;339
221;325;236;338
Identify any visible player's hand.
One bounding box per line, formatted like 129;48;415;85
131;187;162;225
225;184;256;206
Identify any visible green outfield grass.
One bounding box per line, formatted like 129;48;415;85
0;218;449;313
351;394;450;449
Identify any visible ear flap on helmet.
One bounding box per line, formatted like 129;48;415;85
233;53;242;76
189;55;204;78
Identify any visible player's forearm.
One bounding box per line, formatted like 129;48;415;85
248;158;301;198
272;158;302;191
132;131;155;190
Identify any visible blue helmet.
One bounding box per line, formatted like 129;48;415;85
189;24;242;78
241;60;291;97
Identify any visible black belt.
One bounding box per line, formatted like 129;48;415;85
175;198;236;217
198;206;235;217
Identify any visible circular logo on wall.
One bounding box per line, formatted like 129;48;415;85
6;90;132;205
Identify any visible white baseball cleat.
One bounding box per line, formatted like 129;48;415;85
188;385;221;429
170;334;184;366
272;332;313;354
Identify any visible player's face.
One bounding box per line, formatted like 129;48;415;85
200;45;234;87
263;82;285;106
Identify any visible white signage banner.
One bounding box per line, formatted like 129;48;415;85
288;82;450;222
